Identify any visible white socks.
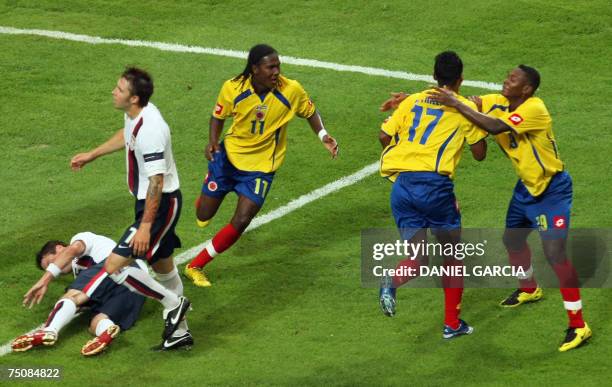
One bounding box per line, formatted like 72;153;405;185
43;298;77;335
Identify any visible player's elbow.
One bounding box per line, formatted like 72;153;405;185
379;131;392;147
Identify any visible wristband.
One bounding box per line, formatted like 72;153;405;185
318;129;328;142
46;263;62;278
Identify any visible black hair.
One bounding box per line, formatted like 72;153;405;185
518;64;540;93
121;67;154;107
35;240;67;270
434;51;463;87
233;44;278;84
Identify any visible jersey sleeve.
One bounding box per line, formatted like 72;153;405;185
137;125;168;177
70;232;94;258
461;100;488;145
381;96;413;136
500;98;549;134
212;81;234;120
294;81;316;118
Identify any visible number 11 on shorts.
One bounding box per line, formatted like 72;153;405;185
254;178;268;198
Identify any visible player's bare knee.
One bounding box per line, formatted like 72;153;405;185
231;214;252;233
62;289;88;307
152;257;175;274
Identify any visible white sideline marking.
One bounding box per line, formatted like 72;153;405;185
0;26;501;356
0;26;501;91
174;162;379;265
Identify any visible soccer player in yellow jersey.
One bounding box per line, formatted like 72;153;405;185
185;44;338;286
378;51;487;339
428;65;591;351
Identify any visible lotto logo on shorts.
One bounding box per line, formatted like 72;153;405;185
208;181;218;192
214;103;223;115
508;113;524;125
553;216;567;229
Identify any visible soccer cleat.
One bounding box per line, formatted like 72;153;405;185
559;323;592;352
11;330;57;352
379;276;397;317
196;218;211;228
500;288;543;307
162;296;191;340
184;266;212;287
81;324;120;356
152;330;194;351
443;319;474;339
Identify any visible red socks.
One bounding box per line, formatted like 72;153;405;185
188;223;242;269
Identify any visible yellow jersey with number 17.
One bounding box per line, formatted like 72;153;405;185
480;94;563;197
380;89;487;181
212;75;316;173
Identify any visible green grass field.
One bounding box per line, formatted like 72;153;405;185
0;1;611;385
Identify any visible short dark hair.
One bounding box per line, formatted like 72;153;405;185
35;240;67;270
121;67;154;107
518;64;540;93
434;51;463;87
234;44;278;84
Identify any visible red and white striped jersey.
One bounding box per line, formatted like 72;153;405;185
123;103;180;200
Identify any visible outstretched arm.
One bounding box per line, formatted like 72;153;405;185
71;128;125;170
23;241;85;308
427;88;511;134
307;110;338;159
380;92;408;112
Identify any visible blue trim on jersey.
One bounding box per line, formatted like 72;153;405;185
485;104;508;114
526;134;546;174
435;128;458;173
272;90;291;109
271;128;281;169
234;90;253;105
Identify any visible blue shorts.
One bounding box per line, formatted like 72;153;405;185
506;171;572;239
68;263;145;330
113;190;182;264
201;143;274;208
390;172;460;239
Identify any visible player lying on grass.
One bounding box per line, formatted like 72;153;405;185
13;232;148;356
184;44;339;287
377;51;487;339
382;65;591;351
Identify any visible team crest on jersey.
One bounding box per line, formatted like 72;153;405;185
214;103;224;115
255;104;268;121
508;113;524;125
553;216;567;229
208;181;218;192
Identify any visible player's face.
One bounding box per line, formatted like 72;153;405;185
41;246;71;274
112;77;137;110
502;68;530;98
252;53;281;90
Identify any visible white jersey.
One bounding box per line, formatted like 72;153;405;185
69;232;116;277
69;231;148;277
123;102;180;200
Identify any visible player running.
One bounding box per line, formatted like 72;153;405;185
427;65;591;351
378;51;487;339
70;68;191;348
185;44;339;287
13;232;151;356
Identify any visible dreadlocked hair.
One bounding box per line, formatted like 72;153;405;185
234;44;278;85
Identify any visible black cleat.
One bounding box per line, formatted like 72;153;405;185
162;296;191;340
152;331;194;351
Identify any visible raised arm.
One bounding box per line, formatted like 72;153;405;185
427;88;511;134
71;128;125;170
